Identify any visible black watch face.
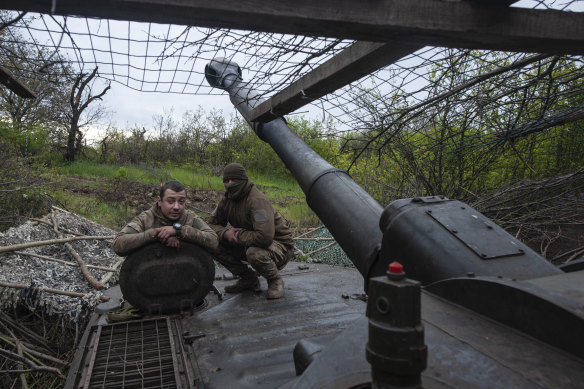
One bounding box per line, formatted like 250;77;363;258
173;223;181;230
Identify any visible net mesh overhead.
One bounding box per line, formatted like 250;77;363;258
1;2;582;116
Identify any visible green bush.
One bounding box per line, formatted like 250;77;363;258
0;139;53;230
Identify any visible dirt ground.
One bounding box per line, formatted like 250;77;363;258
63;177;225;222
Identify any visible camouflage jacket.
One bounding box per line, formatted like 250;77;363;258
208;180;294;249
113;203;218;256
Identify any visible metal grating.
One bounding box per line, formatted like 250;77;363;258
78;317;187;389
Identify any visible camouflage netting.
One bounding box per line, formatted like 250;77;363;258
294;226;353;267
0;208;123;323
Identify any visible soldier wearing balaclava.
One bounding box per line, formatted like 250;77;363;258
208;163;294;299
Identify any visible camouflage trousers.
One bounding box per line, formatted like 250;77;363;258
212;240;293;279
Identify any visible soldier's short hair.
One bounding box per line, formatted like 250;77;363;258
159;181;186;199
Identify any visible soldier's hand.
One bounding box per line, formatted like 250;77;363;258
224;227;241;244
153;226;176;242
165;236;180;248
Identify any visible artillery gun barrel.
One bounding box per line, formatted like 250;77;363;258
205;58;384;283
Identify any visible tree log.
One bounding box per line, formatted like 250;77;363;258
0;280;110;302
0;235;114;254
14;251;118;272
51;212;106;290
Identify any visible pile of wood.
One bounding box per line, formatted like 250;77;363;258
0;207;124;387
0;310;69;388
0;206;123;321
473;168;584;265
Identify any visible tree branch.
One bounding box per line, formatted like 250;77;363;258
0;348;65;378
0;235;114;254
0;12;27;31
0;280;110;302
50;212;106;290
14;251;119;272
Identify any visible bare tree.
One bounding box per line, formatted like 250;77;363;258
64;67;110;161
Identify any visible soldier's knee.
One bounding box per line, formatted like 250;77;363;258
245;246;270;266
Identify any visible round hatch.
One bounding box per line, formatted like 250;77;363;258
119;242;215;314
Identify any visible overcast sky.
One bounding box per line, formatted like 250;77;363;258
98;84;236;129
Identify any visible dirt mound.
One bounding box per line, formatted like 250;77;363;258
62;176;224;224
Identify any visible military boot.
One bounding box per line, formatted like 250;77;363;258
267;277;284;299
248;256;285;299
224;271;260;294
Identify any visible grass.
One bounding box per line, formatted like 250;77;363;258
59;160;170;184
166;166;224;190
276;201;320;230
50;189;133;229
60;161;226;190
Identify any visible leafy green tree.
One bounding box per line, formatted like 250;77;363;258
0;23;71;153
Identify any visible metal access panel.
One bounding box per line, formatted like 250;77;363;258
376;197;560;285
74;317;193;389
426;203;525;259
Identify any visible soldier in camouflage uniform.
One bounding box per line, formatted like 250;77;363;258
113;181;218;256
208;163;294;299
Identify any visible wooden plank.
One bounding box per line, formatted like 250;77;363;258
465;0;517;6
249;1;518;122
0;65;37;99
2;0;583;55
249;41;422;122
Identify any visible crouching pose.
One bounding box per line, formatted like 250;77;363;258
208;163;294;299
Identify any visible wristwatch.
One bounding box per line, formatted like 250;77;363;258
173;223;182;237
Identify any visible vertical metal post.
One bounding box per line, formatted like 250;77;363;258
366;262;427;388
